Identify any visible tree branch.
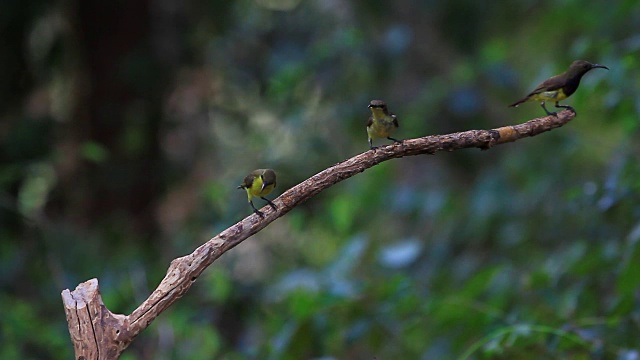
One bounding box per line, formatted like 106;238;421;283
61;110;575;359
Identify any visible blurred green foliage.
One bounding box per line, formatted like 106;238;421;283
1;0;639;359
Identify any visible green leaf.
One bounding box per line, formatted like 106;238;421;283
80;141;109;163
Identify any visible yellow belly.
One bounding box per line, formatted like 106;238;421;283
246;177;274;201
531;89;567;102
367;119;396;139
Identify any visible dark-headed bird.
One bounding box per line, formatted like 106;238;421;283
367;100;401;150
237;169;277;216
510;60;608;116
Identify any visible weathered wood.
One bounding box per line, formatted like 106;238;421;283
61;110;576;358
61;279;129;359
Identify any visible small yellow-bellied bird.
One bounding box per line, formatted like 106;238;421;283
367;99;401;150
510;60;608;116
237;169;277;216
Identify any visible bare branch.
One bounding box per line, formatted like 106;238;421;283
61;110;575;359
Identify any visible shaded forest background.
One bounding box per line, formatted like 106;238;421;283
1;0;639;358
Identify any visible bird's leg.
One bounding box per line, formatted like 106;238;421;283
540;102;557;117
249;200;264;216
369;138;378;151
555;101;576;115
388;137;402;144
262;197;277;211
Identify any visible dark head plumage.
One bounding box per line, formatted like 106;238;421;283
368;100;387;110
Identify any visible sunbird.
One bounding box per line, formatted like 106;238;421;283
367;99;401;150
237;169;277;216
510;60;609;116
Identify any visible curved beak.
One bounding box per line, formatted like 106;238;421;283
592;64;609;70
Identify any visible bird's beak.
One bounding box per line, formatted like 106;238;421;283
367;104;373;108
592;64;609;70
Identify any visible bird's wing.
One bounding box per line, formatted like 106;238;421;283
366;116;373;127
528;74;565;95
392;114;399;128
262;170;277;187
510;74;566;107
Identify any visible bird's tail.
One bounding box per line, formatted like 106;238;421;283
509;96;529;108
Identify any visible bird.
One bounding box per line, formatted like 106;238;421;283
509;60;609;116
237;169;277;216
367;99;401;150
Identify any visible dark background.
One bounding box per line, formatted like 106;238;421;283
1;0;639;358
